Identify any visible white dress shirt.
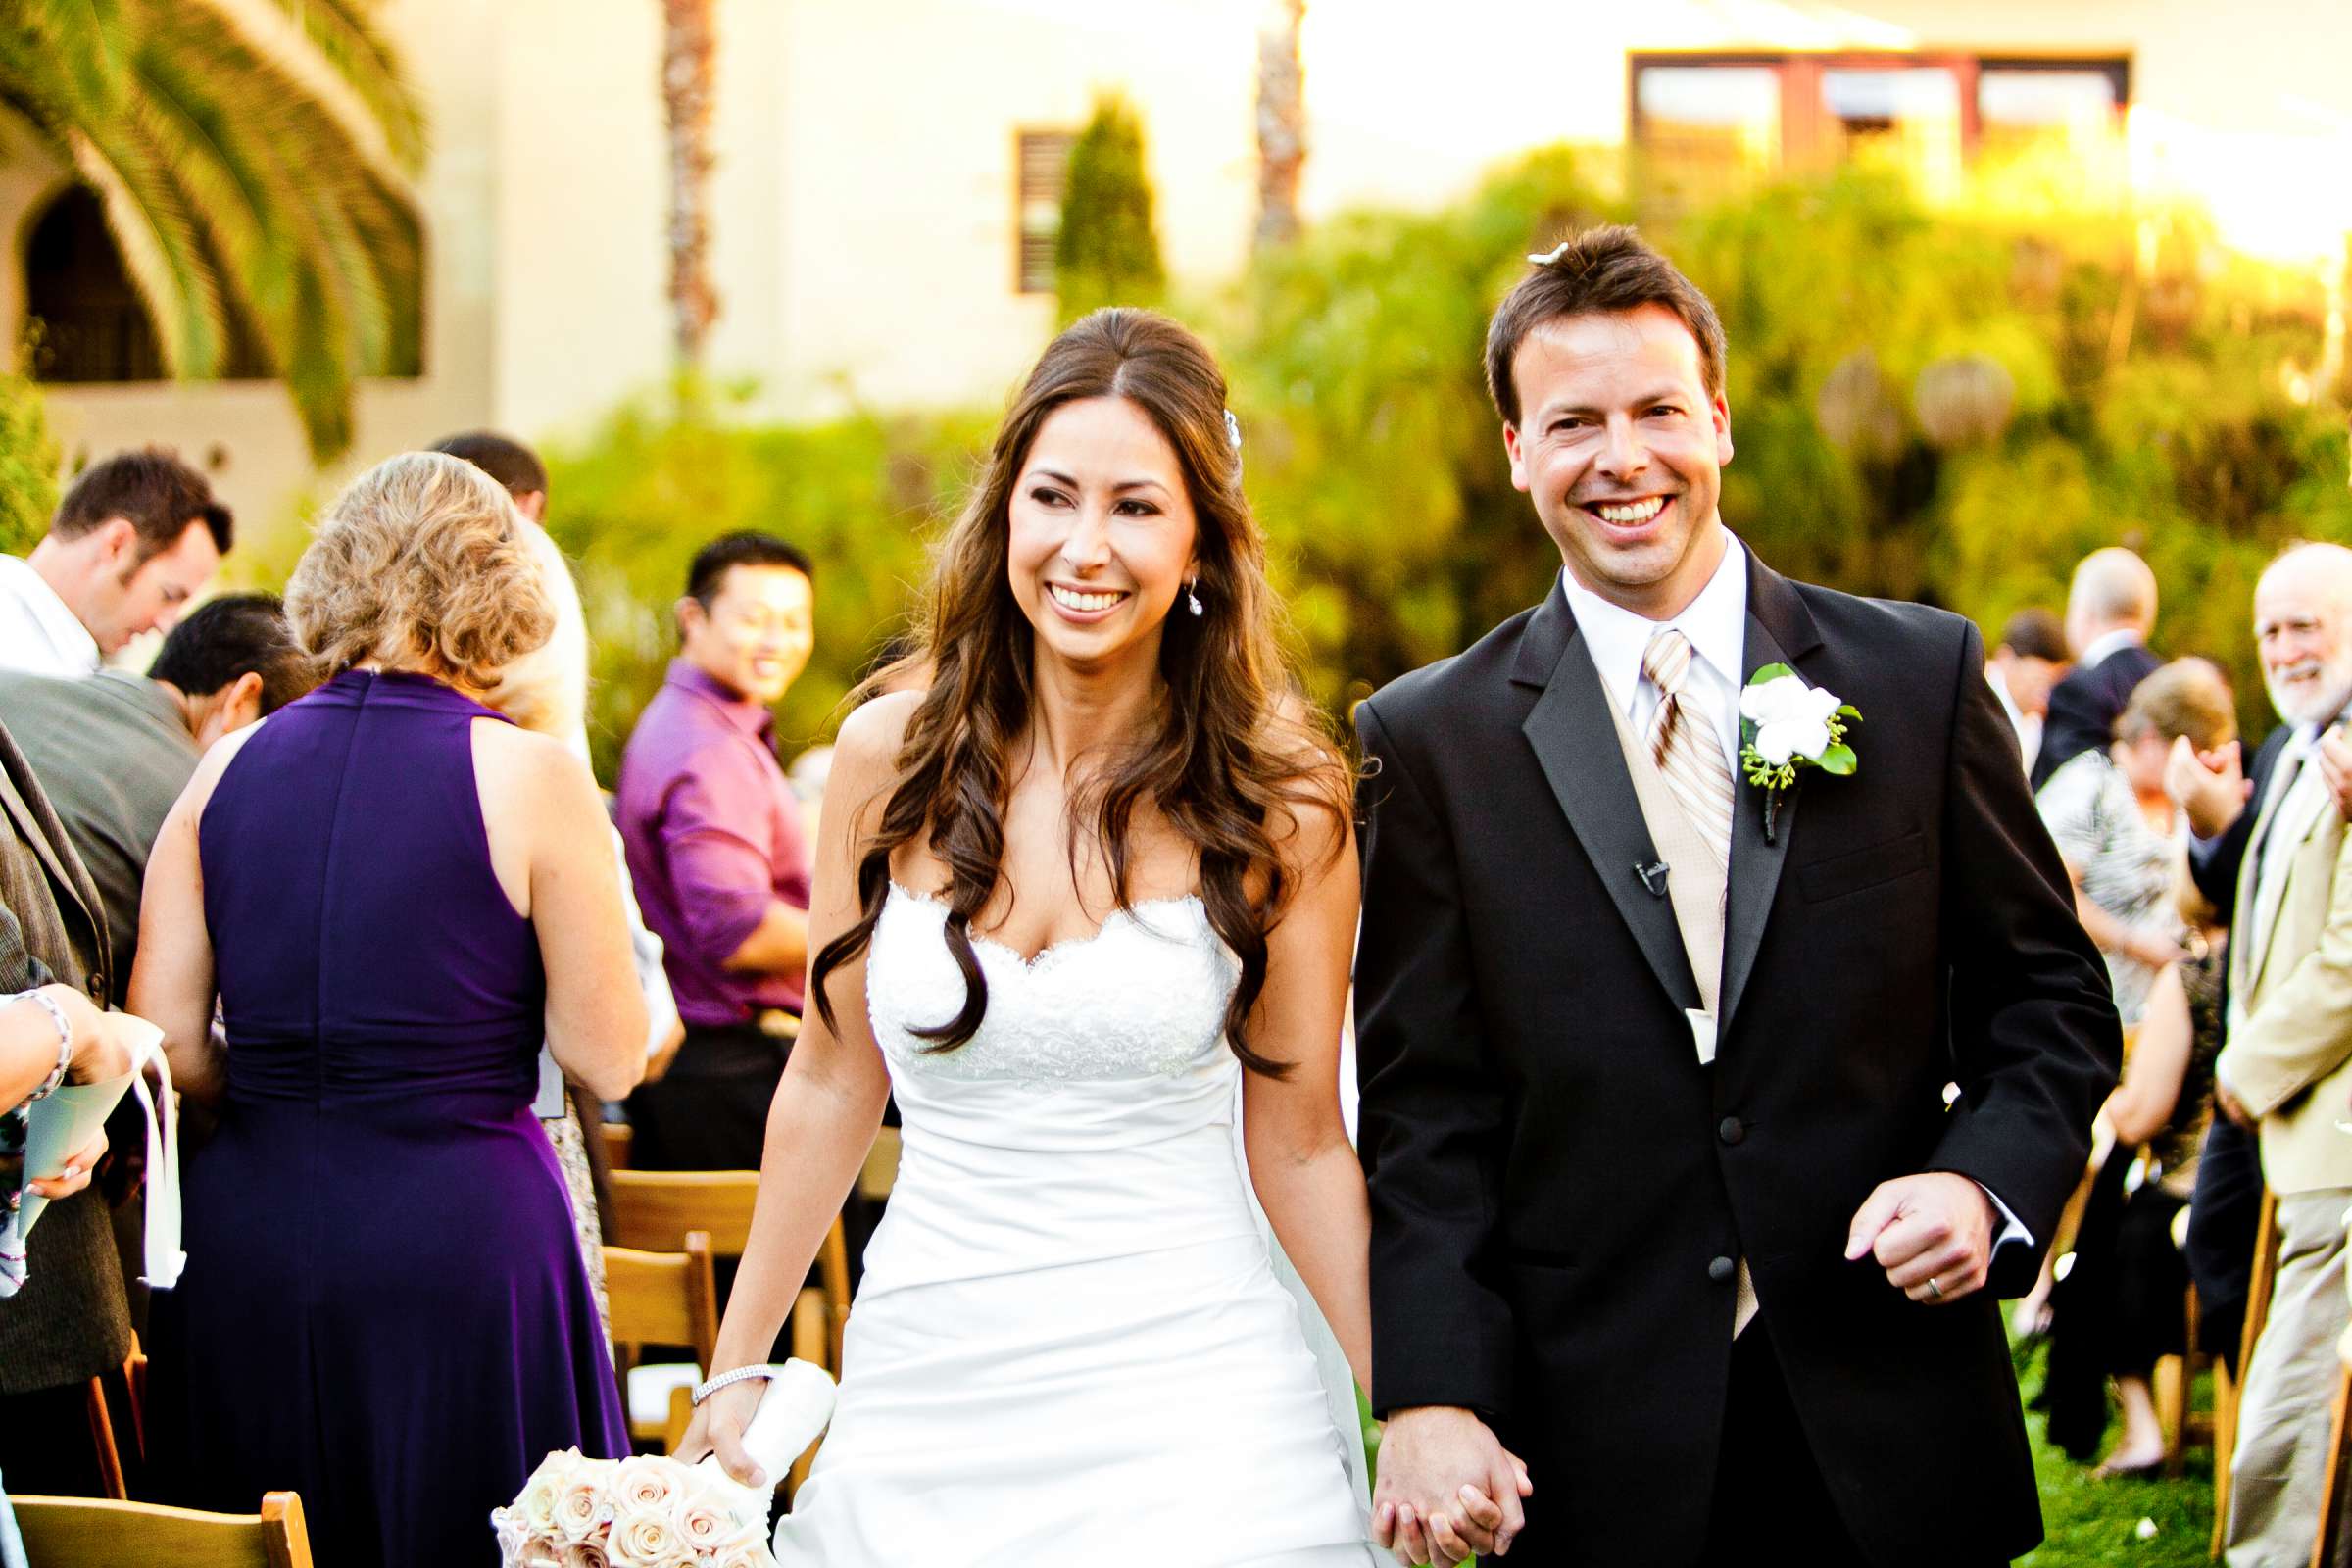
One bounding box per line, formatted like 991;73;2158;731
1558;532;1748;765
1986;663;2042;773
0;554;99;676
1559;535;2032;1253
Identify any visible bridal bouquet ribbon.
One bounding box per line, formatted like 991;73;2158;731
6;1013;182;1295
493;1360;836;1567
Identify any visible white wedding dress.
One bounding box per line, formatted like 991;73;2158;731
772;883;1376;1566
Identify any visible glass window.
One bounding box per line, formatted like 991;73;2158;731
1015;130;1074;296
1820;66;1963;193
1633;65;1782;204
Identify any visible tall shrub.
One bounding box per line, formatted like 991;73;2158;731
1055;93;1166;324
0;375;57;555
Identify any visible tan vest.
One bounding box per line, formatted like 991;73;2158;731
1599;689;1757;1335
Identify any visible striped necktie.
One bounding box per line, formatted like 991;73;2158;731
1642;627;1736;870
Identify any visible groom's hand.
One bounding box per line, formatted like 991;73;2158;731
1372;1405;1531;1564
1844;1172;1996;1304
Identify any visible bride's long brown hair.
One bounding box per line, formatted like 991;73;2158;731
810;308;1348;1077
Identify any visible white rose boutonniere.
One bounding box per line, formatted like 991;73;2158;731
1737;663;1859;842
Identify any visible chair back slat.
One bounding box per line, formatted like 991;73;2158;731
13;1490;313;1568
608;1169;760;1255
606;1231;720;1368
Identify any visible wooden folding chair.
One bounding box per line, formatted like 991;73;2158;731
2316;1359;2352;1568
2158;1283;2225;1475
12;1490;314;1568
2217;1187;2282;1558
606;1229;719;1452
607;1168;853;1366
607;1168;761;1256
600;1120;634;1171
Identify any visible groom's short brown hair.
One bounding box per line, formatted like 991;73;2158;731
1484;225;1728;427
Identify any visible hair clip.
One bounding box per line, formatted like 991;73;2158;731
1528;241;1571;266
1223;409;1243;452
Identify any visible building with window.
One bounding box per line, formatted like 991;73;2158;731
5;0;2347;532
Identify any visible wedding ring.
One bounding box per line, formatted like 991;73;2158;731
1927;1275;1944;1298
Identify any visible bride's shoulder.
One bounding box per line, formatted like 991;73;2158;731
819;689;926;831
832;688;924;772
1257;694;1355;874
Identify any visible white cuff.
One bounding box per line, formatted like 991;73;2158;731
1978;1180;2034;1253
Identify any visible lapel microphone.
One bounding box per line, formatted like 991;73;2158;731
1636;860;1671;898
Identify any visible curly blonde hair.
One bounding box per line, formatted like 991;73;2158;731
287;452;556;690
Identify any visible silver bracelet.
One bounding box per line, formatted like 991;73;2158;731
14;989;73;1103
691;1363;783;1406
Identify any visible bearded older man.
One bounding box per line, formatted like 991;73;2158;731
2212;541;2352;1566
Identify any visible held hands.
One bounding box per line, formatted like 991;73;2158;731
2165;736;2248;840
672;1376;770;1488
1844;1172;1997;1305
1371;1405;1532;1566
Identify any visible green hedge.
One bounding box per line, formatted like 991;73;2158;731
0;373;57;555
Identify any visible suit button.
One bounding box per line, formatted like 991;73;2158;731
1708;1255;1737;1284
1718;1115;1745;1146
86;973;107;1002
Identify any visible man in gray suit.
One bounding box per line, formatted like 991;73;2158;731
0;595;314;1002
0;713;129;1496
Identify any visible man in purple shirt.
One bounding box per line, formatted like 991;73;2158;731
617;532;816;1171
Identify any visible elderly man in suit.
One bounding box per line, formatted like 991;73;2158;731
2031;548;2163;790
1353;226;2120;1567
0;713;131;1497
2211;542;2352;1565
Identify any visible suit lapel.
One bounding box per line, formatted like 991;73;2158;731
1514;585;1703;1013
2242;751;2328;1001
1719;556;1825;1035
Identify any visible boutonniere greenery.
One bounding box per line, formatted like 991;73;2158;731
1737;664;1859;843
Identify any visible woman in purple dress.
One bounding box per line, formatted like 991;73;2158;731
132;452;647;1566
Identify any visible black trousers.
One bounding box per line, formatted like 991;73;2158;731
623;1022;789;1173
0;1366;140;1498
2185;1113;2265;1372
1700;1322;1870;1567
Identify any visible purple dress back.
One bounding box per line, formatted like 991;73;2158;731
148;669;625;1567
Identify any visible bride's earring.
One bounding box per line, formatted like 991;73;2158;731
1186;578;1204;617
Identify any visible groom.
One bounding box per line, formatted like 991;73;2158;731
1352;227;2120;1567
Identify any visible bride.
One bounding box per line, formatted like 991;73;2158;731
680;309;1379;1563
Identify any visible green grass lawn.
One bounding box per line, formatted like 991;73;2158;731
2013;1338;2216;1568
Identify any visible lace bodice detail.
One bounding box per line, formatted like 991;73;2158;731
866;883;1239;1085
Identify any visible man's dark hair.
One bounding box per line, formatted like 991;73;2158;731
430;431;549;500
1483;224;1729;428
686;531;814;608
52;448;232;558
147;593;316;715
1998;607;2067;663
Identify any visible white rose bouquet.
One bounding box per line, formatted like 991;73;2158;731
492;1361;835;1568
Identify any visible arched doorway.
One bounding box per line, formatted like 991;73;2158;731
23;184;165;382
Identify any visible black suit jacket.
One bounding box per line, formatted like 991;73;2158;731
2031;640;2163;790
1353;551;2120;1566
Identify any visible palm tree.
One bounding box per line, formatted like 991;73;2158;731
661;0;719;369
0;0;425;461
1253;0;1306;251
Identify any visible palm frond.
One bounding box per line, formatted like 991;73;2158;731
0;0;425;459
254;0;426;172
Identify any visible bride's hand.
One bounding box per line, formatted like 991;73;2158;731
673;1378;771;1487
